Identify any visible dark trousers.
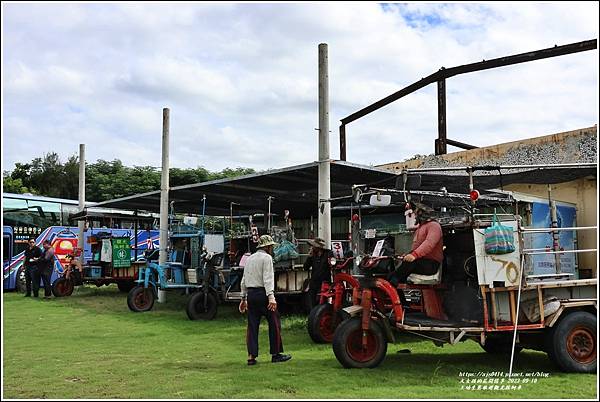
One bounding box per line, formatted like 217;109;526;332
24;266;36;295
246;288;283;357
388;258;440;286
308;277;327;310
33;267;52;297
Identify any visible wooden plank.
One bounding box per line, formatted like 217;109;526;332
537;285;545;324
509;290;516;325
480;286;490;329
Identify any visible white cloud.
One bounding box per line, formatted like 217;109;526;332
2;2;598;181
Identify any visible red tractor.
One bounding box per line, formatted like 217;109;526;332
307;256;358;343
331;219;597;373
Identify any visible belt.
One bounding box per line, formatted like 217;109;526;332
247;287;265;290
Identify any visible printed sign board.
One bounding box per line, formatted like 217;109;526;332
526;202;577;277
365;229;377;239
372;239;385;257
111;237;131;268
331;241;344;259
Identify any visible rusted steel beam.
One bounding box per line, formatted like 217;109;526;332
436;79;447;155
442;39;597;79
341;39;596;126
339;39;597;155
340;124;347;161
341;70;443;125
446;138;478;150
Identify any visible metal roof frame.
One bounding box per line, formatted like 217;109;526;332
94;161;399;218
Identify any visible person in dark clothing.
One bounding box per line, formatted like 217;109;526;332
23;238;42;297
303;237;334;309
34;240;55;299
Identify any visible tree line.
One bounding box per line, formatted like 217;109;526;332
3;152;255;202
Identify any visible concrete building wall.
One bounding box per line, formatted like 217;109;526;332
379;126;597;171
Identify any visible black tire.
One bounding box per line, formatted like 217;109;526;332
480;335;523;355
117;281;135;293
308;303;342;344
547;311;596;373
186;291;218;320
127;286;155;312
332;316;388;368
52;277;74;297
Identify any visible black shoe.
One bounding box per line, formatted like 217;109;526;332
33;295;39;298
247;358;257;366
24;294;31;297
271;354;292;363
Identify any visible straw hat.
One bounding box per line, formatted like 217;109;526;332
307;237;327;249
414;202;435;220
257;234;277;249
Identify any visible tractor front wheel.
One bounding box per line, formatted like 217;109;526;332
127;286;155;312
332;317;387;368
308;303;343;343
52;277;74;297
186;291;218;320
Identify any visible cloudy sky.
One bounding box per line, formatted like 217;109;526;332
2;2;598;174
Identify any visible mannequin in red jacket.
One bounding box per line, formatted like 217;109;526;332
389;203;443;286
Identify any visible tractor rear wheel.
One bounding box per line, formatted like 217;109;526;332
308;303;342;343
127;286;155;312
52;277;74;297
332;317;387;368
547;311;596;373
186;291;218;320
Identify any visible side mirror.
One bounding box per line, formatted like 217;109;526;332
369;194;391;207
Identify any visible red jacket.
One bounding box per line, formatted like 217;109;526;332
410;220;443;263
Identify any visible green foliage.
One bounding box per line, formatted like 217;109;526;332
203;216;226;232
2;288;596;399
208;167;255;180
170;167;211;187
4;153;77;198
2;172;31;194
5;153;255;202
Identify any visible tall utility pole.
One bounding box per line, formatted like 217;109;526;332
318;43;331;248
158;108;170;303
78;144;85;263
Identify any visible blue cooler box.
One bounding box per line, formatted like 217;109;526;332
87;266;102;278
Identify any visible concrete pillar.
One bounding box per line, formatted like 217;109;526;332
318;43;331;248
158;108;170;303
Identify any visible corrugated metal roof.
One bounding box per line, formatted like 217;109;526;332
94;161;398;217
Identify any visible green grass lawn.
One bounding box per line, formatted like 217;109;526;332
2;286;597;399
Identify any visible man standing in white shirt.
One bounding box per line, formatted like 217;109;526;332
239;235;292;366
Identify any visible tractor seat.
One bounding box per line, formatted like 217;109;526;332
407;263;442;285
